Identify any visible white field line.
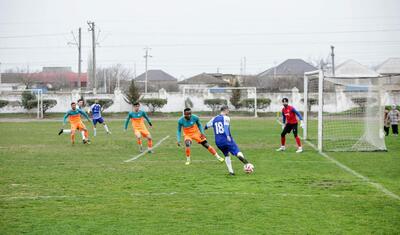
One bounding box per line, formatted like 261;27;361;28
0;195;76;200
124;135;170;163
130;191;345;198
305;140;400;201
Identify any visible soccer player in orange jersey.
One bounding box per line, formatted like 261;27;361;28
124;102;153;153
177;108;224;165
63;102;91;144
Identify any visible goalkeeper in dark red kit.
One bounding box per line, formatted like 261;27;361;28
276;98;304;153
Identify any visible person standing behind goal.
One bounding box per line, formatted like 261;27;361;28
276;97;304;153
387;104;400;136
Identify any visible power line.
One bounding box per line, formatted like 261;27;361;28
0;32;70;39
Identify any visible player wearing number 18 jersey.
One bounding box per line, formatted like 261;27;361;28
205;106;251;175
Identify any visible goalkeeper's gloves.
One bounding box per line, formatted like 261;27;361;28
300;120;305;129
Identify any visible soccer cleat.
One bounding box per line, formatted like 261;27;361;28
229;172;235;176
185;160;191;165
107;131;111;135
138;146;143;153
58;129;63;135
148;149;154;154
217;157;225;163
82;139;87;144
86;140;91;145
296;147;303;153
276;146;286;151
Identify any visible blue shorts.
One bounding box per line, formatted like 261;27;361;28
217;142;240;157
92;117;104;125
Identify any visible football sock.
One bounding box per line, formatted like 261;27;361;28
225;156;234;173
81;131;85;140
185;147;191;157
148;139;153;148
84;130;89;139
63;129;71;134
137;139;142;146
295;136;301;147
281;136;286;146
93;128;97;136
104;125;109;133
237;152;249;164
207;146;217;155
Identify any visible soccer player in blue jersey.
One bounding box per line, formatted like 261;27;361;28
89;99;111;136
205;106;251;175
124;102;153;153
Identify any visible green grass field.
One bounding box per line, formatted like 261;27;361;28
1;119;400;234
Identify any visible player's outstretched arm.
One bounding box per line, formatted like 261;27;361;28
79;109;91;122
63;111;70;125
204;117;214;131
124;113;131;131
177;121;183;146
143;111;153;127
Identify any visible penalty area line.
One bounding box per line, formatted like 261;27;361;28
124;135;170;163
305;140;400;201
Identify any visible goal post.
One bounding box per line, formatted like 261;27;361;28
182;86;258;117
303;69;387;152
0;89;44;119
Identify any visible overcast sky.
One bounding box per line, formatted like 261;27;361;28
0;0;399;79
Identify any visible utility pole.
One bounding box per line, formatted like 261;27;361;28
88;21;97;93
331;45;335;76
143;47;152;94
68;28;82;91
134;63;137;79
243;57;247;75
0;62;2;84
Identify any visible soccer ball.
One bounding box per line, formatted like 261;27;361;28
244;163;254;174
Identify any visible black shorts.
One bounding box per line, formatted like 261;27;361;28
281;123;298;137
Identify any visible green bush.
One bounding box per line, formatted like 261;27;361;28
124;80;141;104
0;100;8;108
141;98;168;113
42;100;57;114
21;90;36;109
204;98;228;113
86;99;114;110
241;98;271;110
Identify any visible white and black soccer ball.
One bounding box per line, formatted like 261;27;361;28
243;163;254;174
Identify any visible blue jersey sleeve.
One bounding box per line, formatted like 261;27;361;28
282;111;286;124
292;108;303;121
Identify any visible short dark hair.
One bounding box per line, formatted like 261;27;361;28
71;102;76;105
77;98;84;103
133;102;140;106
282;97;289;103
220;105;229;111
184;108;191;113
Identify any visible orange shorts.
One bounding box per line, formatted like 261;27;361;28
71;122;86;131
134;129;150;138
184;131;206;143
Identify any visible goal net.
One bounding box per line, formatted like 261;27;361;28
303;70;386;152
182;87;258;117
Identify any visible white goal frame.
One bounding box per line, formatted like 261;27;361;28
182;87;258;117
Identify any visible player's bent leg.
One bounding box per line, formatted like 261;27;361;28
200;141;224;163
293;125;303;153
146;134;153;153
236;152;249;164
70;130;76;144
103;122;111;134
277;128;288;151
184;139;192;165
